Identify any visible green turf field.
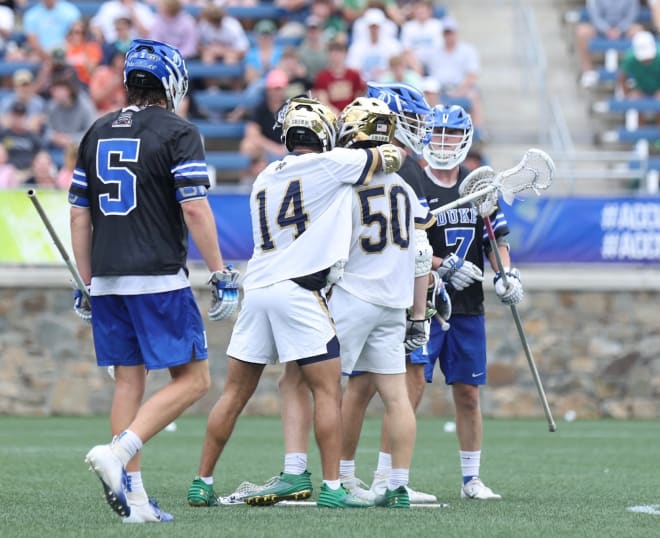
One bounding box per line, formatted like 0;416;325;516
1;416;658;537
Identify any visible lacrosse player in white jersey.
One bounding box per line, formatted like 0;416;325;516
187;96;406;509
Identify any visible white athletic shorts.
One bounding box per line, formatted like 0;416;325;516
329;285;407;375
227;279;337;364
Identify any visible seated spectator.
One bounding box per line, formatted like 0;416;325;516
89;50;127;115
309;0;348;44
35;47;81;100
617;31;660;124
421;75;440;106
313;38;364;113
380;53;424;87
346;8;403;82
275;0;312;39
244;19;284;87
43;76;97;151
91;0;155;44
197;4;249;66
575;0;644;88
25;150;59;188
278;46;312;97
55;142;78;189
65;20;103;87
239;69;289;161
400;0;444;75
0;145;19;189
22;0;81;60
0;102;43;182
298;14;329;82
343;0;403;31
0;4;15;59
0;70;47;135
428;16;484;129
149;0;199;59
101;16;135;65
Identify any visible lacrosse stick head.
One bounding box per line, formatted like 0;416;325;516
458;165;499;216
497;148;555;205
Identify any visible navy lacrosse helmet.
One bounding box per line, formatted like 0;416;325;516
365;82;431;153
124;39;189;112
423;104;473;170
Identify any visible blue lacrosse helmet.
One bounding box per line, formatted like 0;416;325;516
422;104;473;170
124;39;189;112
365;81;431;153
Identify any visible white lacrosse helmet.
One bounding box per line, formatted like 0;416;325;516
337;97;396;148
423;104;473;170
365;82;431;154
124;39;189;112
281;96;338;152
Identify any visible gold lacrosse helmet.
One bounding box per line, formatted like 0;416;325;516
337;97;396;148
280;96;338;152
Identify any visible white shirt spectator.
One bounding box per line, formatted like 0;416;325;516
400;0;444;74
351;7;399;42
91;0;156;43
428;39;479;90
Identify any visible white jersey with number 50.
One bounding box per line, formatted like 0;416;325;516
336;171;435;309
242;147;379;290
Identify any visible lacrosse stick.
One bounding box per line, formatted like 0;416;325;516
430;148;555;217
27;189;90;301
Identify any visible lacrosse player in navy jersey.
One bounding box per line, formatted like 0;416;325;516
414;104;524;500
187;96;406;509
71;39;239;523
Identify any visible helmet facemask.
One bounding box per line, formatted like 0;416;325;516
422;104;473;170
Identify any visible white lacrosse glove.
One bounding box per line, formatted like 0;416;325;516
435;253;483;291
377;143;404;174
208;265;240;321
404;318;429;353
73;285;91;323
493;267;524;305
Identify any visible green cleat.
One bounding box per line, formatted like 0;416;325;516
243;471;313;506
317;483;375;508
187;477;218;507
377;485;410;508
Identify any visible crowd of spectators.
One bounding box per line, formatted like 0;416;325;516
0;0;486;188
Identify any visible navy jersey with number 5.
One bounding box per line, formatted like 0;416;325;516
68;106;210;277
421;165;510;316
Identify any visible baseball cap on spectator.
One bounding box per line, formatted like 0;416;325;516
632;31;657;61
265;69;289;89
13;69;34;86
255;19;277;35
52;47;67;62
443;16;458;32
364;8;386;27
10;101;27;115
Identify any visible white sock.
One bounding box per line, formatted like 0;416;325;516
323;479;341;490
200;476;214;485
375;452;392;476
460;450;481;482
388;468;409;490
339;459;355;481
111;430;143;466
126;471;148;505
283;452;307;475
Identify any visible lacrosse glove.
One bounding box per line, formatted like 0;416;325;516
435;253;483;291
435;279;452;327
208;265;240;321
493;267;524;305
73;285;92;323
404;318;429;353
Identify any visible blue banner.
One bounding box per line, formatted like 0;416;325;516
192;194;660;264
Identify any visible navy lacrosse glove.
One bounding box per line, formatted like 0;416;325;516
493;267;524;305
73;285;91;323
208;265;240;321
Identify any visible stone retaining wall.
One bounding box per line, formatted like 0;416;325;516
1;286;659;420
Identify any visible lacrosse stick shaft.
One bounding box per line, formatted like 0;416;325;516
430;184;496;216
484;217;556;433
27;189;90;301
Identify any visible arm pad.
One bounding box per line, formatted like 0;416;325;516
414;229;433;277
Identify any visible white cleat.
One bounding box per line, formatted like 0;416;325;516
405;485;438;504
123;498;174;523
460;477;502;500
84;444;130;517
341;476;377;503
